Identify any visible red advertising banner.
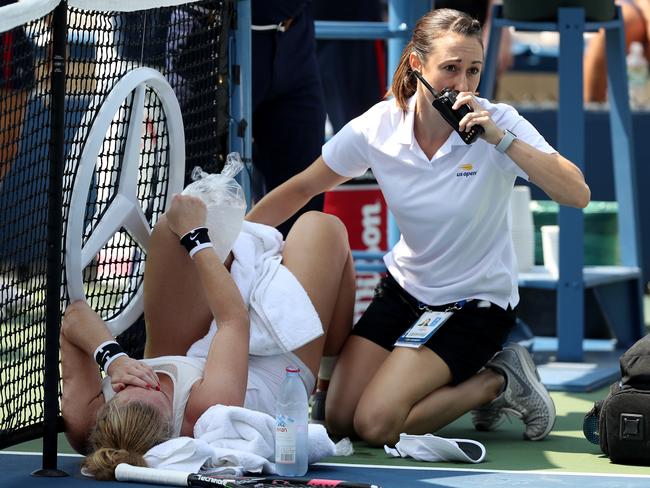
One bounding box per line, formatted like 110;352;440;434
323;184;387;251
324;184;388;321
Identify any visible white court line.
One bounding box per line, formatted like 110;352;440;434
0;451;82;458
3;453;648;480
315;462;650;479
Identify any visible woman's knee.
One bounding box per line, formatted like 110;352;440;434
353;403;403;446
324;393;356;439
292;211;349;243
147;214;190;266
150;214;174;241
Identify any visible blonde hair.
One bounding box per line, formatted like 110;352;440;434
83;400;172;481
389;8;483;112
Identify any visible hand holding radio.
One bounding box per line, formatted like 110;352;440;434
451;90;505;146
414;71;506;147
413;71;484;144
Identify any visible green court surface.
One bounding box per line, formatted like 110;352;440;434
6;296;650;479
7;387;649;476
322;387;650;476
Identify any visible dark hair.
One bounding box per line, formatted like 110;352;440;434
388;8;483;112
83;400;172;480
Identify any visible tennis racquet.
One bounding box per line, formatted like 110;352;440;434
115;464;382;488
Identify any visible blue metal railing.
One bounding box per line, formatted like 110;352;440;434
480;5;645;361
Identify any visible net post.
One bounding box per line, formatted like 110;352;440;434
32;0;68;478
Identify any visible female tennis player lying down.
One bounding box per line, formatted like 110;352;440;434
60;194;355;480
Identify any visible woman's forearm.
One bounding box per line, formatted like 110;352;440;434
245;177;313;227
60;303;107;453
192;249;249;328
184;249;250;421
61;301;115;356
246;156;350;226
503;138;591;208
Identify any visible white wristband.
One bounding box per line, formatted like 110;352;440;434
188;242;214;258
495;129;517;153
103;352;128;373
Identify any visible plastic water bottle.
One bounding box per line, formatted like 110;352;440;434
627;41;649;107
275;366;309;477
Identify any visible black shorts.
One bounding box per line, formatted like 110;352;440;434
0;27;35;91
351;273;516;385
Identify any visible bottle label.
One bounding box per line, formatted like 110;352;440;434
275;414;296;464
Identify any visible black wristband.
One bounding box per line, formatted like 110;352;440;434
180;227;213;258
94;340;127;372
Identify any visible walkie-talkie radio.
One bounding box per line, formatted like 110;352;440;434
413;71;484;144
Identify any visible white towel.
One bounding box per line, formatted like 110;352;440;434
145;405;338;474
144;436;218;474
230;221;283;306
384;433;486;463
187;221;323;358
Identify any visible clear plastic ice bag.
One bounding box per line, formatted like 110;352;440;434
181;152;247;261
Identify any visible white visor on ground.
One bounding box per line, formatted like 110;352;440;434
385;433;486;463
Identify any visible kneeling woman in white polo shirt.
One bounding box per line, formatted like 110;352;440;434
246;8;590;445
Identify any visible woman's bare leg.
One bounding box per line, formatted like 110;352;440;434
280;212;356;379
143;215;213;357
325;335;390;438
352;347;504;446
584;2;647;102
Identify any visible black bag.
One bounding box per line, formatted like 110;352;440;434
584;335;650;465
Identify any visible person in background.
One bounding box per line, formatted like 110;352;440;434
246;8;590;446
165;4;225;183
0;0;35;311
0;0;34;182
251;0;326;238
313;0;386;133
584;0;650;102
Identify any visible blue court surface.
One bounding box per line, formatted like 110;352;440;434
3;452;650;488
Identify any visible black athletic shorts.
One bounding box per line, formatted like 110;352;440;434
351;273;517;385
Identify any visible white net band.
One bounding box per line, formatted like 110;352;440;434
0;0;205;33
0;0;58;33
67;0;203;13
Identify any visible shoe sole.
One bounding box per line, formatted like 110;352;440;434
506;343;556;441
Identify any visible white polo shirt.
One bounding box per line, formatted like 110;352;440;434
322;95;556;310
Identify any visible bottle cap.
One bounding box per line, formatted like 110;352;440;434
285;366;300;373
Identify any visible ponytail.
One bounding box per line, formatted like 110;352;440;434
84;447;147;481
388;41;418;112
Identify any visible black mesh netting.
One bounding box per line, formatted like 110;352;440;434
0;0;232;448
1;11;54;448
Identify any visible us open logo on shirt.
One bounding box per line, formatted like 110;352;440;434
457;163;477;178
